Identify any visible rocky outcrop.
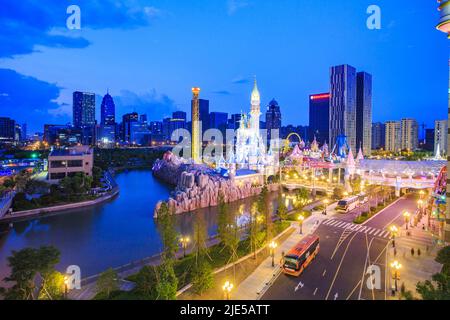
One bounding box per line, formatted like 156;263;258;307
152;152;278;217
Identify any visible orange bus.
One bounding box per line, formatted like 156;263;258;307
282;235;320;277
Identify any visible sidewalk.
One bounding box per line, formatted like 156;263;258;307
386;214;443;300
234;203;338;300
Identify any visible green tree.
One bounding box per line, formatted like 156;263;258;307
15;170;32;192
295;187;310;208
155;258;178;300
277;192;288;221
39;271;65;300
217;192;229;246
436;246;450;266
416;272;450;300
1;246;61;300
133;266;157;299
333;186;345;200
157;202;178;260
191;214;213;295
96;268;119;299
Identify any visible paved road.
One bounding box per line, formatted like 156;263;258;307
262;195;418;300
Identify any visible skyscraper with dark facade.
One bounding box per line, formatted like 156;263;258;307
309;93;330;145
371;122;385;150
356;72;373;155
122;112;139;143
330;64;357;153
170;111;187;139
199;99;210;132
100;92;115;126
99;92;116;144
0;117;15;144
265;99;282;143
209;112;228;136
73;91;96;145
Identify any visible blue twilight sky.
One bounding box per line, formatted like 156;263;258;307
0;0;448;133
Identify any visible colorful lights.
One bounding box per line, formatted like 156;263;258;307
310;93;331;100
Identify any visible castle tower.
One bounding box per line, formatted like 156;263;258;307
191;87;201;163
250;77;261;132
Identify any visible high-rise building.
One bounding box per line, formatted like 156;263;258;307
329;64;357;152
385;121;401;152
170;111;187;140
43;124;82;146
100;92;115;126
435;120;448;155
162;117;171;140
199;99;210;132
228;114;242;130
140;114;148;125
209;112;228;136
424;128;436;152
73;91;96;145
191;87;201;163
356;72;373;155
266;99;282;144
150;121;163;135
371;122;385;150
0;117;16;144
309;93;330;145
21;123;27;142
122;112;139;143
400;118;419;151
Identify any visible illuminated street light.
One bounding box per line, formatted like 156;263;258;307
179;236;190;258
269;241;278;267
390;260;402;292
390;225;398;248
298;215;305;234
222;281;234;300
403;211;411;230
64;276;69;299
323;199;330;215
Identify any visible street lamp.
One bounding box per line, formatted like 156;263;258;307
323;199;330;215
269;241;278;267
403;211;411;230
222;281;234;300
179;236;190;258
390;260;402;293
298;215;305;234
390;225;398;248
64;276;69;299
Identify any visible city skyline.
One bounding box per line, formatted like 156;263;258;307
0;1;447;133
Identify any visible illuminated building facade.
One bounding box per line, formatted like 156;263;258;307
191;87;201;163
309;93;330;145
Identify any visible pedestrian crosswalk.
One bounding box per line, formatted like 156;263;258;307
321;219;391;239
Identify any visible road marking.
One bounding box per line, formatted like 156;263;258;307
322;269;327;277
295;281;304;292
313;288;318;296
326;232;359;300
369;228;376;235
373;230;381;237
334;293;339;300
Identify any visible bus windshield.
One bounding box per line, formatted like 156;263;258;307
284;256;298;269
337;201;347;206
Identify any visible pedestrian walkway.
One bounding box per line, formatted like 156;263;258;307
234;203;337;300
386;215;443;300
321;219;391;239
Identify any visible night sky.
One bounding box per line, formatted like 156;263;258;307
0;0;448;133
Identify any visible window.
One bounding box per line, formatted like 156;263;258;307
50;161;66;168
50;173;66;180
68;160;83;167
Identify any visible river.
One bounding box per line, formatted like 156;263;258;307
0;169;285;281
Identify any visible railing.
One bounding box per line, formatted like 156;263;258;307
0;191;15;219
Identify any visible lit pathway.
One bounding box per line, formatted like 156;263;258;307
234;203;338;300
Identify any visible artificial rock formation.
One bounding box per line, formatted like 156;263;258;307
152;152;277;217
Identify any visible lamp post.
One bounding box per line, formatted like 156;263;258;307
269;241;278;267
64;276;69;299
390;260;402;293
222;281;234;300
179;236;190;258
298;215;305;234
390;225;398;248
403;211;411;230
323;199;330;215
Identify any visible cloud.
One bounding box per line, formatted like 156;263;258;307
113;90;177;121
231;75;251;84
0;68;70;129
212;90;232;95
227;0;250;15
0;0;160;58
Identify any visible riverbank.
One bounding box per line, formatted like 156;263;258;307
0;187;119;224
